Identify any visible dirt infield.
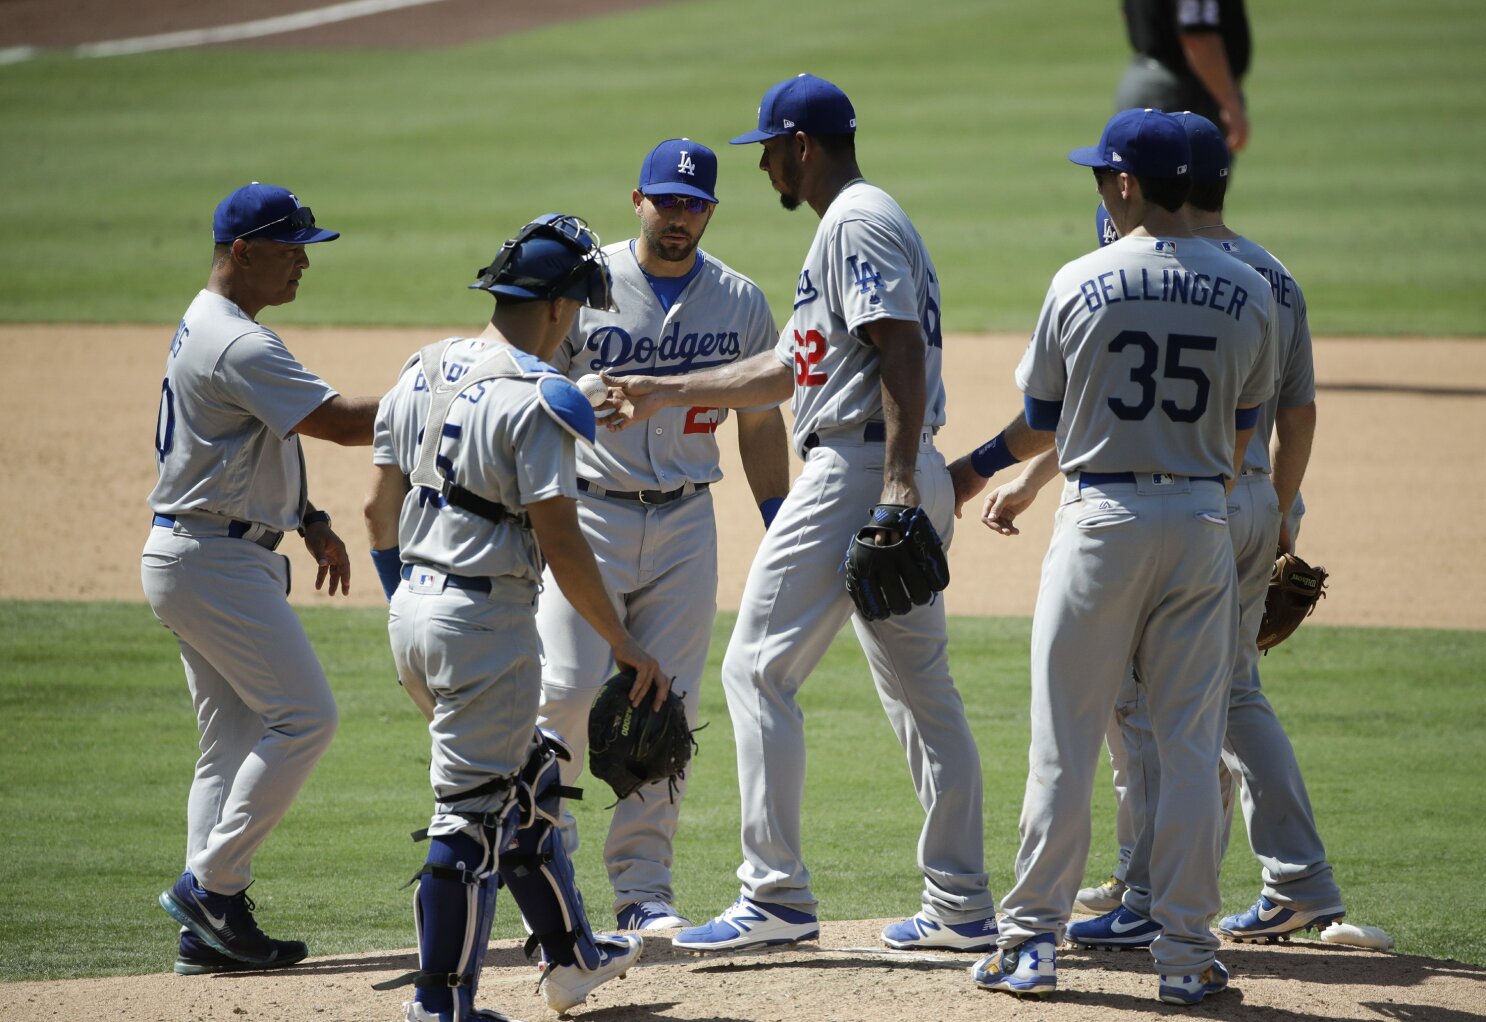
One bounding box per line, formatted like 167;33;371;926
3;919;1483;1022
2;325;1482;630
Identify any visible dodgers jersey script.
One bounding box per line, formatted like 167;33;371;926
1017;235;1278;478
774;180;946;448
150;290;335;530
1203;236;1315;472
373;337;581;582
553;241;776;490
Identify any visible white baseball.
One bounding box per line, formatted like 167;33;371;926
576;373;614;417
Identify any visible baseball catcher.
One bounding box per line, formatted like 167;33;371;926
843;503;950;621
1256;551;1328;650
588;669;698;803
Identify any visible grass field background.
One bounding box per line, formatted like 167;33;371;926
0;0;1482;335
1;601;1483;981
1;0;1484;989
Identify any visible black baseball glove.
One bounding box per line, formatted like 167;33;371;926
843;503;950;621
588;669;698;804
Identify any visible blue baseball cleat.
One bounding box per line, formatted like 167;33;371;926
1158;959;1230;1005
1217;895;1345;942
1066;905;1161;950
882;910;999;951
671;897;819;952
970;933;1057;997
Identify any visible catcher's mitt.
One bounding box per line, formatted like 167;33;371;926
588;669;698;804
843;504;950;621
1256;552;1328;650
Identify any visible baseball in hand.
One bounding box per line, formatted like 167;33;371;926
577;374;614;418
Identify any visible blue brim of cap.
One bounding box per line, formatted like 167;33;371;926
281;226;340;244
641;183;719;204
729;128;780;145
1067;145;1110;168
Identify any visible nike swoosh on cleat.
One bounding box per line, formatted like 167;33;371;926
1110;916;1149;934
191;891;228;929
1255;902;1288;923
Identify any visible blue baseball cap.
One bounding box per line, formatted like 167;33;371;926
1069;108;1190;179
1174;112;1231;182
212;183;339;244
638;138;719;203
729;73;857;145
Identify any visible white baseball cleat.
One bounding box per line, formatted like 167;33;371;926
1073;873;1127;915
969;933;1057;998
538;934;643;1013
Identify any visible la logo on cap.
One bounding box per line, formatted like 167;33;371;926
677;151;696;176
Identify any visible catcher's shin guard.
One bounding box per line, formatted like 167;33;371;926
501;731;602;968
409;830;501;1022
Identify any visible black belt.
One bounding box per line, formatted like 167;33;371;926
577;479;709;505
803;421;887;450
152;513;285;552
1077;472;1225;489
400;563;493;593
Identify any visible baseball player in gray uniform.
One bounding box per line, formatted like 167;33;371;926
363;214;665;1022
1065;113;1340;954
147;183;379;975
605;74;997;955
534;139;789;932
952;109;1276;1004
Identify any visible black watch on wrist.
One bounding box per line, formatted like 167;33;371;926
298;509;331;536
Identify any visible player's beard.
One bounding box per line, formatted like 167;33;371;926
642;219;699;264
772;153;804;211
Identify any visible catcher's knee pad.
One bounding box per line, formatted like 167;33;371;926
500;730;601;968
406;830;501;1022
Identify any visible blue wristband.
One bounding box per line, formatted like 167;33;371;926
759;497;785;529
969;432;1020;479
370;547;402;602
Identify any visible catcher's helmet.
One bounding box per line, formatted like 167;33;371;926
470;213;618;311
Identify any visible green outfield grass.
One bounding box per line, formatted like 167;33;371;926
0;0;1481;335
0;600;1482;981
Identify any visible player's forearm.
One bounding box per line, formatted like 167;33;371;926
640;351;792;410
364;464;407;549
1179;33;1244;112
1232;424;1257;485
1271;401;1317;516
735;408;791;504
294;394;379;446
870;321;928;502
1018;448;1062;493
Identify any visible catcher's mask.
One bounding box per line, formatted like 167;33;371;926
469;213;618;312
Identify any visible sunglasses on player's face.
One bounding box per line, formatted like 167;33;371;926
649;194;713;215
237;206;317;240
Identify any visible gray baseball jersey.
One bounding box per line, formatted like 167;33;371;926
149;289;335;531
1016;235;1278;479
537;241;776;914
714;179;992;926
1115;240;1339;924
555;241;777;488
141;288;338;896
997;234;1276;976
373;337;578;583
1203;236;1315;473
376;337;587;835
774;180;946;451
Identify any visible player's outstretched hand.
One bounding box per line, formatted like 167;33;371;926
948;454;991;519
305;522;351;595
600;371;670;431
611;636;670;710
981;477;1040;537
